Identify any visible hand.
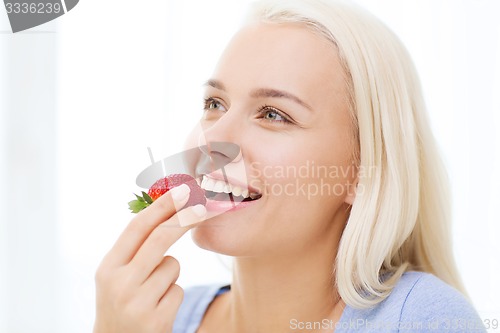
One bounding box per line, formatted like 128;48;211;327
93;184;206;333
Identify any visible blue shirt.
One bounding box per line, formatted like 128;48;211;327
173;271;486;332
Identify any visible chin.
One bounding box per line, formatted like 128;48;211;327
191;226;241;256
190;215;258;256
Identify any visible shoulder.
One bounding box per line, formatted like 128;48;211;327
173;284;227;333
398;271;486;332
339;271;486;332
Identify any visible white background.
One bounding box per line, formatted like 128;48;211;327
1;1;499;332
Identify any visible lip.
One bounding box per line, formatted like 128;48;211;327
204;195;260;214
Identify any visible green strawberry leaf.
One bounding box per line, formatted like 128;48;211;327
142;191;154;204
134;193;145;202
128;199;150;213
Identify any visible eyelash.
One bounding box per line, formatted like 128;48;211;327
256;105;292;124
203;97;292;124
203;97;223;111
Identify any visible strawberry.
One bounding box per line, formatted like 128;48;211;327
128;174;206;213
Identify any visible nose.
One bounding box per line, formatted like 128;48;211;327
196;109;243;175
196;142;241;176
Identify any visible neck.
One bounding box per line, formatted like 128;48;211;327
225;223;346;333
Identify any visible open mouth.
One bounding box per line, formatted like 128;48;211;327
200;174;262;203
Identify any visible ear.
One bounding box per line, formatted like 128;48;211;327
344;181;357;205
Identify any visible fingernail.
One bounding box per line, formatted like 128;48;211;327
170;184;190;202
191;204;207;218
178;204;207;227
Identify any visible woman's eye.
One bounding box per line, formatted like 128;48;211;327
259;107;291;124
263;110;284;121
203;97;226;112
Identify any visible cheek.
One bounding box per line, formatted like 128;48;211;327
248;131;355;203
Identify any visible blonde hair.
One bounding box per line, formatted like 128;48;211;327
247;0;466;308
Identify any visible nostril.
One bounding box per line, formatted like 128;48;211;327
209;151;229;161
209;142;240;161
198;142;241;171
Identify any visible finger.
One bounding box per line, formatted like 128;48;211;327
157;284;184;325
103;184;191;268
140;256;180;305
128;204;206;284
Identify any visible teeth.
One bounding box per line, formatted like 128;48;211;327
204;177;216;191
232;186;242;197
201;175;254;199
213;180;225;193
250;192;261;200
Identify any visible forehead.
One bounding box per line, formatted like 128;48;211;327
212;23;346;109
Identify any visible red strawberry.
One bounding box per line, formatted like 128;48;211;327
128;174;206;213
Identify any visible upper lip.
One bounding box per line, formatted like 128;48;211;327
202;172;261;195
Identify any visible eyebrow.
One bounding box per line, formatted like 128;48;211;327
204;79;313;112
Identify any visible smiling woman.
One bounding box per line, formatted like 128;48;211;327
179;0;487;331
91;0;489;333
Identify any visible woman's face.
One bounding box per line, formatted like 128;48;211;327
189;23;357;257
